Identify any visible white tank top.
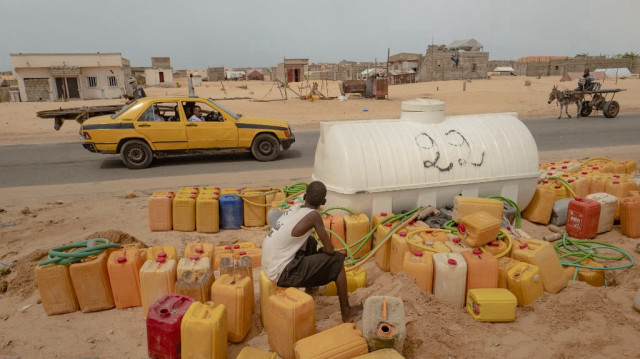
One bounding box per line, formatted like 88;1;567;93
261;204;315;282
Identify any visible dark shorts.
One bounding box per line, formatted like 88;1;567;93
277;236;346;288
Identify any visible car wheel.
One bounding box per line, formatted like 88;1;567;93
579;102;592;117
120;140;153;169
251;134;280;161
603;100;619;118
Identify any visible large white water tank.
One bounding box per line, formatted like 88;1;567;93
312;99;539;216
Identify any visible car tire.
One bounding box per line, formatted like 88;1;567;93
251;134;280;161
120;140;153;169
603;100;619;118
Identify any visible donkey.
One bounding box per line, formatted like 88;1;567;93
548;85;583;119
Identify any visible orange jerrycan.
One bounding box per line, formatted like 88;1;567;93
69;251;115;313
375;222;395;271
107;248;144;309
181;301;228;359
507;262;544;306
482;239;510;257
458;211;501;247
345;213;371;259
322;213;346;254
146;245;178;262
211;273;254;343
452;196;503;223
324;267;367;296
389;231;409;275
173;194;196;232
196;195;219;233
148;194;173;231
522;187;555;224
461;249;499;292
511;239;567;294
236;248;262;268
242;191;266;227
294;323;369;359
466;288;517;322
421;240;450;254
589;174;609;194
176;257;214;303
549;183;568;201
569;177;590;198
266;288;315;359
371;211;394;231
353;349;404;358
417;229;449;243
433;253;467;307
444;236;473;253
237;347;277;359
34;264;79;316
402;251;434;293
620;197;640;238
259;270;278;331
140;256;177;317
572;259;605;287
184;242;214;269
497;257;521;289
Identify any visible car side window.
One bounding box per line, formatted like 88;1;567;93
139;102;180;122
182;101;223;122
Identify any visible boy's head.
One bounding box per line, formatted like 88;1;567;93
304;181;327;208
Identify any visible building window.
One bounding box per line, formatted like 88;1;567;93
555;66;559;70
107;76;118;87
472;63;477;72
86;76;98;88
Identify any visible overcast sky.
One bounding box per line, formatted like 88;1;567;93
1;0;638;71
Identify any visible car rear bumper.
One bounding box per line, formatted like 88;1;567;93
82;143;98;153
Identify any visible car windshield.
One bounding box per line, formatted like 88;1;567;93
209;98;241;119
111;100;137;119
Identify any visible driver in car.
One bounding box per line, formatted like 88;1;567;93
188;106;205;122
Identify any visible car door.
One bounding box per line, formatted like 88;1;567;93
183;100;238;149
133;101;188;151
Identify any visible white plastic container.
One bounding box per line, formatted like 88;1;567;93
433;252;467;307
312;99;539;217
586;192;618;233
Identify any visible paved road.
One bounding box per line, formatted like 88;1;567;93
0;114;637;188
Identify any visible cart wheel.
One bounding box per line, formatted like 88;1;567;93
580;102;592;117
603;100;619;118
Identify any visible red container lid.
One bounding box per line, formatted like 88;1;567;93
288;200;294;204
399;231;407;237
457;224;466;233
554;185;562;189
561;174;569;178
490;241;499;247
547;172;554;176
519;242;528;249
413;251;423;257
233;244;240;249
447;258;457;265
239;251;247;255
550;162;556;164
380;212;387;216
190;255;200;261
166;195;172;198
408;221;415;225
550;167;557;170
473;249;482;255
385;222;392;227
542;180;549;184
426;230;433;234
452;238;461;244
156;257;166;264
224;246;231;250
613;181;620;184
195;248;204;253
593;166;599;170
561;166;568;169
117;256;127;264
568;179;574;183
582;171;589;175
157;252;167;258
575;197;584;202
613;175;620;178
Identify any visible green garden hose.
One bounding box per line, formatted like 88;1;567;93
487;195;522;228
39;238;121;266
283;182;308;197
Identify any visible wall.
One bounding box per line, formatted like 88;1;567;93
207;67;225;81
144;68;174;86
417;45;489;82
151;57;171;68
80;67;126;99
15;67;52;101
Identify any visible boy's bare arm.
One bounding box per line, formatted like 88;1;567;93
311;212;334;254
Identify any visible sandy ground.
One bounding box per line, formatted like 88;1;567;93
0;76;639;359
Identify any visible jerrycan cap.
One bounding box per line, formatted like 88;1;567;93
473;249;482;255
413;251;423;257
117;256;127;264
156;257;166;264
380;212;388;216
190;255;200;261
457;224;466;233
542;180;549;184
561;174;569;178
575;197;585;202
613;181;620;184
447;258;457;265
582;171;589;175
568;179;575;183
426;230;433;234
519;242;528;249
490;241;500;247
547;172;554;176
473;303;480;314
408;221;415;225
195;248;205;253
233;244;240;249
239;251;247;255
554;185;562;189
287;200;294;204
399;231;407;237
224;245;232;250
561;165;568;169
592;166;599;170
550;167;557;170
452;237;461;244
385;222;393;227
613;175;620;178
157;252;167;258
166;195;172;198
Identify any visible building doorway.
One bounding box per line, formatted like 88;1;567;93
287;68;301;82
159;72;165;83
55;77;80;100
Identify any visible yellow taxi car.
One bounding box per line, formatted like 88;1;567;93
80;96;295;169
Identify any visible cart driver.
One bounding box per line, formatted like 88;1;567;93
576;69;593;92
261;181;363;322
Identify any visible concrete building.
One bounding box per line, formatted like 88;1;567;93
416;44;489;82
276;58;309;83
487;56;640;77
207;67;225;81
10;52;131;101
144;57;173;87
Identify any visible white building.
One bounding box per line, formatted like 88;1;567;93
10;53;131;102
144;67;174;87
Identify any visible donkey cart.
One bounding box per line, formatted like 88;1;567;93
579;88;625;118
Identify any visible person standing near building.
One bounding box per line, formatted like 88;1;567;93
126;77;146;102
261;181;363;323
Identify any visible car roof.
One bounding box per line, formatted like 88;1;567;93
137;95;207;103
